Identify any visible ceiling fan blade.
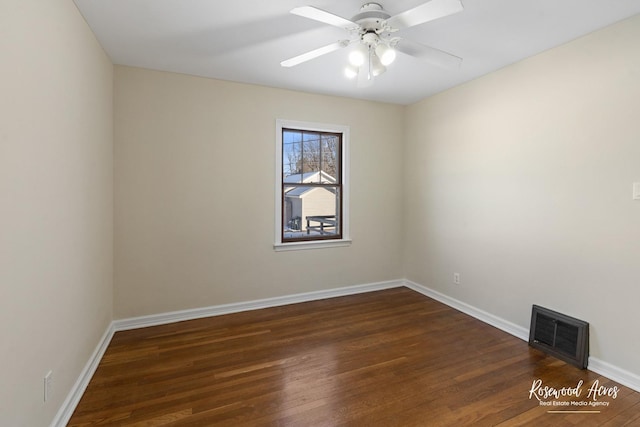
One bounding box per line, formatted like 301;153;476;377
281;40;350;67
395;38;462;69
386;0;463;30
290;6;358;30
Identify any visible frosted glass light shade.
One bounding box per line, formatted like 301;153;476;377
348;44;368;67
371;55;386;76
375;43;396;66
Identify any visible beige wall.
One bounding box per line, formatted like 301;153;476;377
0;1;113;425
114;66;405;318
403;15;640;376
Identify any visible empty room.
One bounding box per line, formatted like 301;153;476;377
2;0;639;426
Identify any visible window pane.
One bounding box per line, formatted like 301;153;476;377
302;132;321;179
321;134;339;182
283;129;341;185
283;185;341;240
283;130;302;180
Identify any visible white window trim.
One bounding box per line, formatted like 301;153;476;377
274;119;351;251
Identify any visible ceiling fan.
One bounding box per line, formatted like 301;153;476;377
281;0;464;86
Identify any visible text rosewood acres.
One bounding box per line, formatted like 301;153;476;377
529;379;619;407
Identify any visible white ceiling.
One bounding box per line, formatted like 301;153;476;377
74;0;640;105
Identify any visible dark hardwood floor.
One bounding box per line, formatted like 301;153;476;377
68;288;640;426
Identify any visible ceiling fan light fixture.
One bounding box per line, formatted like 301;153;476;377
282;0;465;88
375;43;396;66
348;44;368;67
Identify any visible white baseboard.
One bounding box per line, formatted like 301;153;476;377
113;279;404;331
50;323;116;427
588;357;640;392
403;279;529;341
403;279;640;393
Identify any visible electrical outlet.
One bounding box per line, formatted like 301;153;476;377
44;371;53;402
453;273;460;285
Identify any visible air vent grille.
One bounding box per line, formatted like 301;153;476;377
529;305;589;369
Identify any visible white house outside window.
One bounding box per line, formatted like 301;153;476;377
275;120;350;251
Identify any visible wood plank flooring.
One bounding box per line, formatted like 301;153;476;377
68;288;640;426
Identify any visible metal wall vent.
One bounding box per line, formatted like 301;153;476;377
529;305;589;369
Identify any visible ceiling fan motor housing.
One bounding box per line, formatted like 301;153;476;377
352;2;391;33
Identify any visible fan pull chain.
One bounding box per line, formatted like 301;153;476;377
367;44;373;81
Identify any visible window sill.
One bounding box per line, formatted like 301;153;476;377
273;239;352;252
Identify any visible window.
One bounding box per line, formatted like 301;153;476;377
275;120;350;250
